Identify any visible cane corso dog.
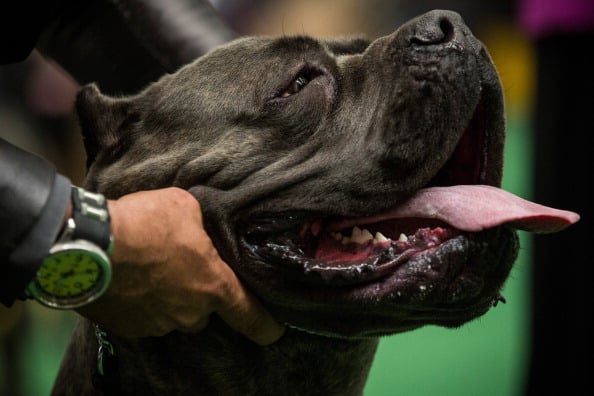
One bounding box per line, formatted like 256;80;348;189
52;10;579;395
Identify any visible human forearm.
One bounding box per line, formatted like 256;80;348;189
36;0;238;95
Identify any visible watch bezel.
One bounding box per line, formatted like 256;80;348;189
27;240;112;309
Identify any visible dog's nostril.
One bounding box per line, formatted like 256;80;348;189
409;16;457;46
439;18;456;43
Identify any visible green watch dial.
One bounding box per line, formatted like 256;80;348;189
37;251;101;297
27;240;112;309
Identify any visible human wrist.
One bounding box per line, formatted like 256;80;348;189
106;199;123;263
104;196;145;265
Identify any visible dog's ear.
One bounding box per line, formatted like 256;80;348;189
75;83;138;169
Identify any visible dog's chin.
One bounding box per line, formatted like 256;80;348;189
239;215;517;339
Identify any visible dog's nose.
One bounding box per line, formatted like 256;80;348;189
409;11;457;46
403;10;480;52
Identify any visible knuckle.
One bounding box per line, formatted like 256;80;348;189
173;187;201;210
178;315;210;333
173;309;201;328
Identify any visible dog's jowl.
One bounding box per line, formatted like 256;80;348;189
52;10;579;396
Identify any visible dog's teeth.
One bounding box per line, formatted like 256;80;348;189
350;227;373;244
331;232;343;241
361;228;373;243
341;236;350;245
361;228;374;242
374;232;390;243
398;233;408;242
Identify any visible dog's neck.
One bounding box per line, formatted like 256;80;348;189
57;317;379;396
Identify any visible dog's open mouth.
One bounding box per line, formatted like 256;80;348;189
249;213;456;286
246;184;578;287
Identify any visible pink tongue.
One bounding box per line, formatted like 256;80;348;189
361;185;580;233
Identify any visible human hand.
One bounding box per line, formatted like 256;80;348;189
76;187;285;345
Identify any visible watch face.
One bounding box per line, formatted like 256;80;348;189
28;240;112;309
37;250;102;298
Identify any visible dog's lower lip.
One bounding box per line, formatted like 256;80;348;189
246;222;459;286
302;248;418;283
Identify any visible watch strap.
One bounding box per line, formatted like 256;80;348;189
70;186;112;252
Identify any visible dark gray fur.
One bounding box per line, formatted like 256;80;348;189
52;10;516;395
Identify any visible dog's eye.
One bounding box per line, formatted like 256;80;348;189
280;75;310;97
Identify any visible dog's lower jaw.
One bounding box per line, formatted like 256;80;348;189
52;318;379;396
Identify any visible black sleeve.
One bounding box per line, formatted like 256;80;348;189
30;0;237;95
0;139;71;306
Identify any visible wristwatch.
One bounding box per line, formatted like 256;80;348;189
26;186;113;309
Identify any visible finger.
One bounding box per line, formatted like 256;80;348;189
216;280;285;346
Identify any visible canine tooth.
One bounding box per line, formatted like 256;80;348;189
374;232;389;243
398;233;408;242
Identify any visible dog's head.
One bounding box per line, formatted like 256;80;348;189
77;10;578;338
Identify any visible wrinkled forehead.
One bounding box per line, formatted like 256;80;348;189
142;36;345;107
194;36;334;84
173;34;366;84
